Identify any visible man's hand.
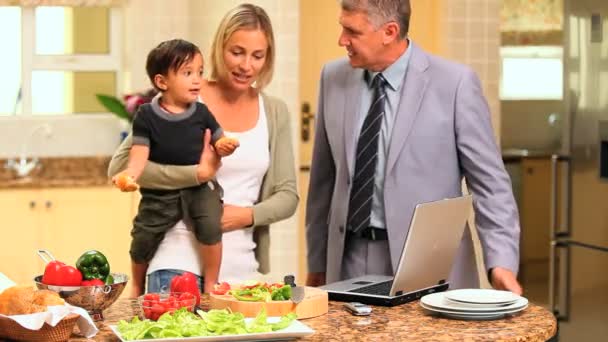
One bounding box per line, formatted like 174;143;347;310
490;267;523;295
306;272;326;287
197;129;221;183
221;205;253;232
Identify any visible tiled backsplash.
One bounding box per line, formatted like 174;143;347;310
440;0;501;138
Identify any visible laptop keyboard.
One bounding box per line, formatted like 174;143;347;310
349;280;393;296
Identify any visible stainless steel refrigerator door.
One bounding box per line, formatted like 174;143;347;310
554;0;608;324
556;244;608;340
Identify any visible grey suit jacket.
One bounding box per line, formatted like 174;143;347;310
306;42;520;289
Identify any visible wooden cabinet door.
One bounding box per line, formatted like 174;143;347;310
0;189;45;284
41;187;134;285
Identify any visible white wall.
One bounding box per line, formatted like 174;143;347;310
0;114;127;158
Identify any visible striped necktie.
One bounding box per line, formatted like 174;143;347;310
347;73;387;235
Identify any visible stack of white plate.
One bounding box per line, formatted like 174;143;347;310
420;289;528;320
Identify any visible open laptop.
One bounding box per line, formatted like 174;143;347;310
320;195;473;306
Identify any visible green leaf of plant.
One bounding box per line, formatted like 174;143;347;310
96;94;130;121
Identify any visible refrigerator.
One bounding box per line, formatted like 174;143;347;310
550;0;608;340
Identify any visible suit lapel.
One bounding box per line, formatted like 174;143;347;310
386;44;430;175
343;68;365;175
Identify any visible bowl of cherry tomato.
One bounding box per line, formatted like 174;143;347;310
137;292;197;321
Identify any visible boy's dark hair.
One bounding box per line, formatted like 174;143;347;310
146;39;201;91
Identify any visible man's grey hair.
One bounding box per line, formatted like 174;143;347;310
341;0;411;39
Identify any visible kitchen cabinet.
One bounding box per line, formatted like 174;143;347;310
0;187;136;286
0;189;44;285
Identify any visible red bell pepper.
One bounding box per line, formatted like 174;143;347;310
169;272;200;306
42;260;82;286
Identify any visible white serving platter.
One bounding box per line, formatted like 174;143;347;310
110;317;314;342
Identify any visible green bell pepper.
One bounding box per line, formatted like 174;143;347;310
76;250;110;280
104;273;114;285
271;285;292;301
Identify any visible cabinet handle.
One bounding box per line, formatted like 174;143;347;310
29;201;36;209
45;200;52;209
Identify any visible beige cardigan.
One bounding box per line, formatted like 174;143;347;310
107;93;299;273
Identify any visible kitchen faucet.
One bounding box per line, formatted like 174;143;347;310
5;123;53;177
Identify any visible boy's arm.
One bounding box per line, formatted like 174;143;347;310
124;145;149;180
108;131;215;190
111;144;148;191
205;107;238;157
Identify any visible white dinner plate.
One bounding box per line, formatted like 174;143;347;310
421;292;528;313
443;298;515;308
444;289;521;305
420;302;527;320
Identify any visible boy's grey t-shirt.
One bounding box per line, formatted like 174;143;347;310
131;98;223;165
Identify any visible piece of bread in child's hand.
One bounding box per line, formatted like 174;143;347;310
215;137;240;157
215;136;239;148
113;173;139;192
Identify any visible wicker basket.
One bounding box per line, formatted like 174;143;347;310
0;313;79;342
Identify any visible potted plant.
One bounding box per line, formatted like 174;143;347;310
96;88;158;122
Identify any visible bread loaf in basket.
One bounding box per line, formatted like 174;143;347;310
0;285;77;341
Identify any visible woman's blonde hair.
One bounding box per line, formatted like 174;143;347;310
209;3;275;90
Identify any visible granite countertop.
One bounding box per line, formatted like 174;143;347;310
0;157;112;189
69;297;557;342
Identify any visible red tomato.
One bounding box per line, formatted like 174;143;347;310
81;279;104;286
143;293;160;301
151;303;165;315
211;282;231;295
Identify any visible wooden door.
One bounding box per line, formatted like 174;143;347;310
298;0;344;280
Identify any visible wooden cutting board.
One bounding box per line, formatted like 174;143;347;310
209;286;328;319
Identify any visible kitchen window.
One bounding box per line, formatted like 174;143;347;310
500;46;563;100
0;6;122;116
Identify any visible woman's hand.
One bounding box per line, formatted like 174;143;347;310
197;129;221;183
221;205;254;232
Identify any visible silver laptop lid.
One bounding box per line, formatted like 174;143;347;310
389;195;473;296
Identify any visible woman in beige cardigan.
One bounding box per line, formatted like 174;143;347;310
108;3;298;295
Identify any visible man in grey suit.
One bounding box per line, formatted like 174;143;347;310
306;0;522;294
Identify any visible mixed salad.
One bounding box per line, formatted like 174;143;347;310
117;307;297;340
212;280;293;302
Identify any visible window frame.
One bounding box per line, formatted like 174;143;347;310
499;45;564;101
19;6;123;116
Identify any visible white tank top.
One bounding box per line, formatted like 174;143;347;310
217;96;270;282
147;95;269;282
